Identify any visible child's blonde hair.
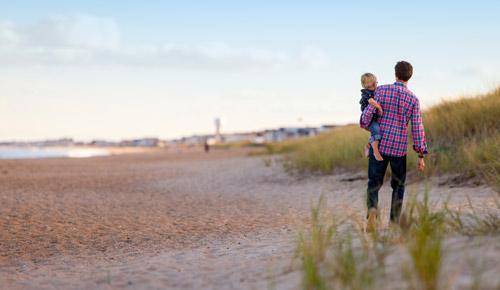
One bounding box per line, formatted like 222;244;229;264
361;73;377;89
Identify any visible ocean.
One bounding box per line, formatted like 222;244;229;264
0;147;110;159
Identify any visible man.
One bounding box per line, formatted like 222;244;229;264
360;61;427;230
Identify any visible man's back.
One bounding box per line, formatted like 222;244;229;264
361;82;427;157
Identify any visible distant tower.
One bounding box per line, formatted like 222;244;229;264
214;117;222;143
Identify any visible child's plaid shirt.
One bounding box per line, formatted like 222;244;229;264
360;82;428;157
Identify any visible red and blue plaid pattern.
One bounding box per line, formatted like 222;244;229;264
360;82;428;157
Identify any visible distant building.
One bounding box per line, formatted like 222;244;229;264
91;140;118;147
177;135;213;146
224;132;256;143
133;138;160;147
260;127;317;142
117;138;160;147
167;123;338;146
39;138;75;147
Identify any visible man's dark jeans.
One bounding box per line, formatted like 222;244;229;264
367;148;407;222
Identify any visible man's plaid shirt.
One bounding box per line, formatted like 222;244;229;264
360;82;428;157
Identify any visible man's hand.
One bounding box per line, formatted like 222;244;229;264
417;157;425;172
368;99;383;116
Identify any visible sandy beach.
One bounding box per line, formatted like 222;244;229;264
0;149;498;289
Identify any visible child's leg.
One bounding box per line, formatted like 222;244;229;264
372;140;383;161
369;121;383;161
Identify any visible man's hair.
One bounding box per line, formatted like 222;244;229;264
360;73;377;89
395;61;413;82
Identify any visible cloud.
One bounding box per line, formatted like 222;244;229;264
0;21;21;46
0;14;331;71
454;65;491;78
298;46;331;69
28;14;120;50
0;14;120;65
0;14;120;49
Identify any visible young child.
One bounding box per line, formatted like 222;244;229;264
359;73;384;161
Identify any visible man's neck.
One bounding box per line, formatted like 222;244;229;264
396;79;408;86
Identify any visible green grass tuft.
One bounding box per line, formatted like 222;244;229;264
402;193;445;290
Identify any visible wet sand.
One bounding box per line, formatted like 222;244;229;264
0;149;498;289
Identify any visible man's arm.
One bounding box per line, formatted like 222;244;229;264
360;104;376;129
410;99;428;156
368;98;383;115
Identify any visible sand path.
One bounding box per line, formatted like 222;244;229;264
0;149;498;289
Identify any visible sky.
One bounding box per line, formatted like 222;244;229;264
1;0;499;141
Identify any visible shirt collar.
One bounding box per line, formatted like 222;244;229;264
394;81;406;87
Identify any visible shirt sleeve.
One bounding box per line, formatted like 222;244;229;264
410;99;428;155
360;104;375;129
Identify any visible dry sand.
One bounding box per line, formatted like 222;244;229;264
0;148;498;289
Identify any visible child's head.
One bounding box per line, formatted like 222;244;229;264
361;73;377;90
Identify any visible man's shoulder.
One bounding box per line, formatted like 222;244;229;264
401;86;419;104
376;84;392;91
377;83;418;102
374;84;392;97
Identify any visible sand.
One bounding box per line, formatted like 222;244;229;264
0;148;498;289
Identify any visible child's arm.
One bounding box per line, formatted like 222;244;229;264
368;98;383;115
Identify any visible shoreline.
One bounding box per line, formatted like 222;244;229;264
0;145;160;160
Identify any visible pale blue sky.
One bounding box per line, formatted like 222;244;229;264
1;1;499;141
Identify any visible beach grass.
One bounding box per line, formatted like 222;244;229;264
295;193;499;290
402;194;445;290
266;88;500;188
296;197;378;290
